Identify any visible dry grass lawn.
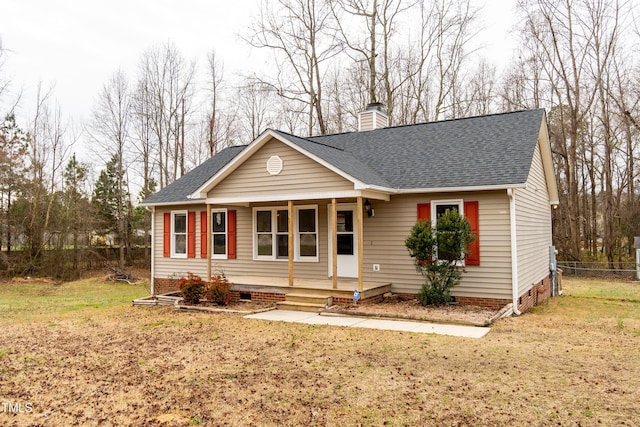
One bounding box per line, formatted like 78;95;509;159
1;276;639;426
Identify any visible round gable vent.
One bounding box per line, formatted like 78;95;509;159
266;155;283;175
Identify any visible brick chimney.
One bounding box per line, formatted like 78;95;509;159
358;102;388;131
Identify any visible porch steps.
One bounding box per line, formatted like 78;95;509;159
276;293;333;312
157;295;183;306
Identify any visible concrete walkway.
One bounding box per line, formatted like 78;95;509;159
244;310;490;338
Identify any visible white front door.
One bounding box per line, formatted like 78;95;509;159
328;204;358;278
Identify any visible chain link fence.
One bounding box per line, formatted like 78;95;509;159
557;261;638;279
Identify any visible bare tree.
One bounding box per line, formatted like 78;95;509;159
517;0;600;260
588;0;620;266
22;84;71;264
137;42;196;187
131;77;157;201
89;70;132;270
247;0;342;135
331;0;380;104
393;0;479;123
0;38;21;119
237;77;275;141
203;50;239;155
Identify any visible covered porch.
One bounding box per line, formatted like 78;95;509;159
228;275;391;302
203;195;389;293
227;275;391;310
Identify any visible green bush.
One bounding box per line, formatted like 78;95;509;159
178;273;205;304
405;209;475;306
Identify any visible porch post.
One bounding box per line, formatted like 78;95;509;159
357;196;364;292
206;204;212;281
288;200;294;286
331;198;338;289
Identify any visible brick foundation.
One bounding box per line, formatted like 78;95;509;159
393;292;508;310
153;278;181;295
153;274;554;313
332;293;385;305
395;274;554;313
516;274;552;313
228;290;286;304
455;297;511;310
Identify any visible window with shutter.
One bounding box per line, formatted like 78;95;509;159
416;200;480;266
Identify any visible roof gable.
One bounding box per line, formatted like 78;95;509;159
207;136;356;202
190;129;387;200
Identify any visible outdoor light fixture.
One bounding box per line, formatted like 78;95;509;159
364;199;374;217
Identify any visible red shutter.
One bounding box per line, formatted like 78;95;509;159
163;212;171;257
228;209;237;259
200;211;208;258
464;201;480;266
187;211;196;258
417;203;431;221
416;203;431;264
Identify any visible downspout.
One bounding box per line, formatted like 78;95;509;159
150;206;155;296
507;188;522;315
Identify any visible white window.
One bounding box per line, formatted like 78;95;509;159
431;199;464;265
431;199;464;222
295;207;318;260
171;211;187;258
211;209;228;259
253;205;318;261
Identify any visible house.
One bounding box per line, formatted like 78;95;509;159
141;105;559;313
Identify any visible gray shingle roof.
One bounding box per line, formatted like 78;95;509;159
306;108;545;189
143;109;545;204
141;145;246;205
272;130;393;188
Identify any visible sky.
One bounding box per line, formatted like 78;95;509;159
0;0;518;133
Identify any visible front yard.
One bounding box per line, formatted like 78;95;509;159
1;276;639;426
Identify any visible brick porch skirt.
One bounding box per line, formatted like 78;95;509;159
153;274;553;312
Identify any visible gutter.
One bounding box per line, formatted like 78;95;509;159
150;206;155;296
507;188;522;315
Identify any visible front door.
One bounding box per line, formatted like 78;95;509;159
328;204;358;278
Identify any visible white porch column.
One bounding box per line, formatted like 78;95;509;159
357;196;364;292
288;200;294;286
331;198;338;289
207;204;212;281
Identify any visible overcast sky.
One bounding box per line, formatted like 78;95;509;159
1;0;518;126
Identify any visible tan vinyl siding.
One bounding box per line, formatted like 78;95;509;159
361;192;513;299
153;203;330;281
152;194;515;300
359;113;374;131
153;205;208;279
515;142;553;295
210;137;354;199
221;202;329;279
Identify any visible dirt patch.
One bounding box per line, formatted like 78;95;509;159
176;295;503;325
326;295;504;326
177;300;276;313
2;277;640;426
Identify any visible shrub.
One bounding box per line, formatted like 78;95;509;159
178;273;205;304
203;273;231;306
405;209;475;306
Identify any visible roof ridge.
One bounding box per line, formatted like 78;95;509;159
274;129;345;152
308;108;544;140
